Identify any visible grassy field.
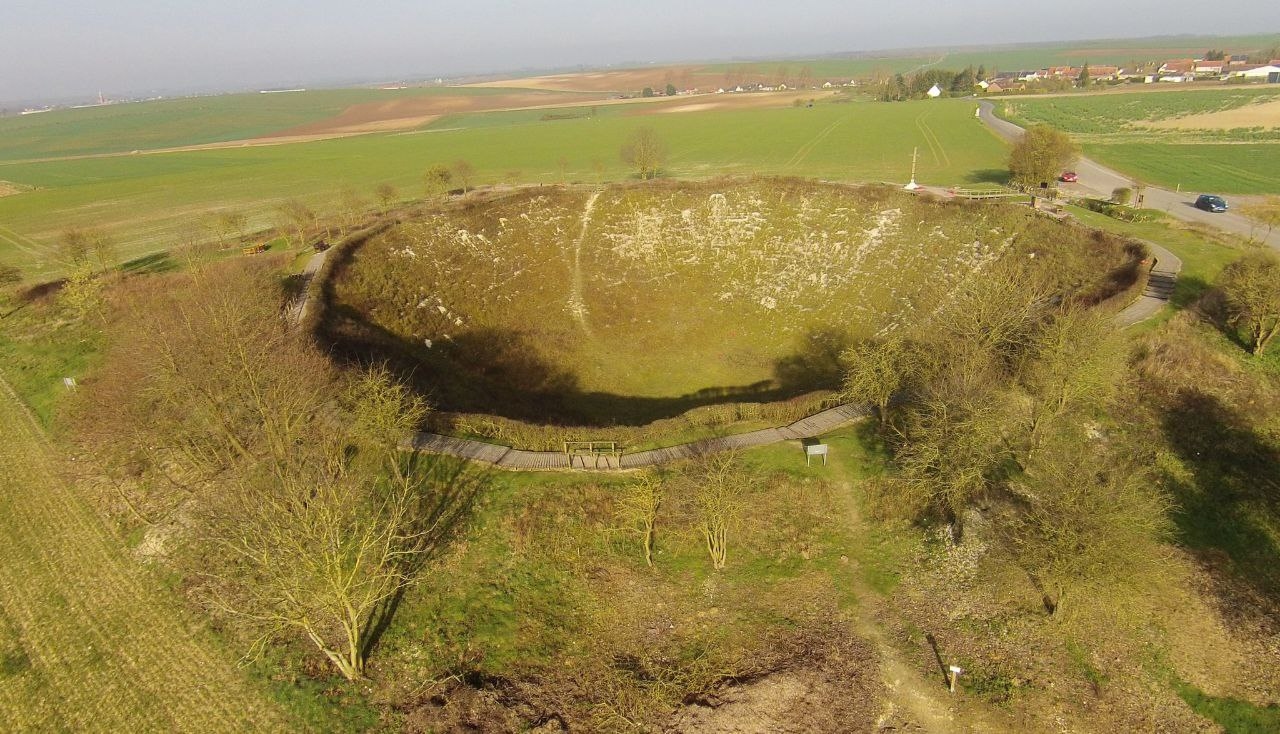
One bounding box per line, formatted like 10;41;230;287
0;86;562;162
1085;142;1280;195
0;376;290;731
369;425;916;730
999;88;1280;139
326;180;1136;427
999;88;1280;194
0;97;1010;279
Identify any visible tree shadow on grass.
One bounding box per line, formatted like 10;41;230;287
359;454;492;664
1170;274;1211;311
963;169;1011;185
773;327;850;393
1158;388;1280;623
119;251;176;275
319;309;846;427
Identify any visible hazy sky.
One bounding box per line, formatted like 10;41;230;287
3;1;1278;103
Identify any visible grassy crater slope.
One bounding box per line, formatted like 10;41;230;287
326;179;1136;427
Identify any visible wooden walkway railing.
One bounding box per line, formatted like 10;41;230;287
403;402;871;472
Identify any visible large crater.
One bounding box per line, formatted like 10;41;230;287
322;179;1133;426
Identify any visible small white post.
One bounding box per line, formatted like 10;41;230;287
904;147;920;190
949;665;963;693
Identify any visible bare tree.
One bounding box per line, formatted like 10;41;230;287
616;472;663;566
56;228;116;320
1218;251;1280;355
214;463;425;681
620;127;667;180
57;227;115;271
375;183;399;214
218;211;248;245
423;164;453;200
688;453;748;570
276;199;316;249
798;65;815;90
1243;196;1280;241
339;187;367;236
841;335;927;424
1000;445;1172;616
450;160;475;193
1014;307;1120;460
89;264;447;680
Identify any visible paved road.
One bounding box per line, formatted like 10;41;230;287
977;101;1280;250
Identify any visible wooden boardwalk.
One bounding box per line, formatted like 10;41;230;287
404;402;871;472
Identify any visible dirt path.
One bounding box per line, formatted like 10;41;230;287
832;474;1005;734
0;377;289;732
567;190;600;336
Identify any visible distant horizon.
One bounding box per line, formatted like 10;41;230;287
3;19;1278;110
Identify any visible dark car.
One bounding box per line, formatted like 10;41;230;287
1195;194;1228;213
1060;171;1078;183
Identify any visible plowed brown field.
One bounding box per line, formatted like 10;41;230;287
264;90;593;137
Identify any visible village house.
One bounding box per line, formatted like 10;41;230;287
1229;64;1280;80
1158;59;1197;77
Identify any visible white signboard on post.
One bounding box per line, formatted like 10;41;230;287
805;443;828;466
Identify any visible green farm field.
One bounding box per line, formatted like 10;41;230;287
999;87;1280;194
0;97;1008;278
0;86;580;162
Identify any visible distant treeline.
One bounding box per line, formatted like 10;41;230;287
879;66;985;101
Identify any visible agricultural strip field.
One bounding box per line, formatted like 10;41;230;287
0;379;289;731
0;98;1008;278
998;88;1280;194
0;86;590;161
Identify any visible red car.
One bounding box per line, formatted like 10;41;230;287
1060;171;1079;183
